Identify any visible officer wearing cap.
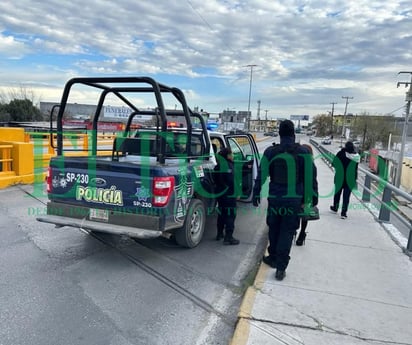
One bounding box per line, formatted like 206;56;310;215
252;120;317;280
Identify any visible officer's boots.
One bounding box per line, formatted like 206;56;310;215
223;236;240;245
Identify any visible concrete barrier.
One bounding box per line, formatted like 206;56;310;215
0;128;115;188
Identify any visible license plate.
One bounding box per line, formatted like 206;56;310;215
89;208;109;222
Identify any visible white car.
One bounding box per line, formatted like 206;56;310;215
321;137;332;145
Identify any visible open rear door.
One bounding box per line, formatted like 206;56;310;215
224;133;260;202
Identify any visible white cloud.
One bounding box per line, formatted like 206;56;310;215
0;34;29;58
0;0;410;116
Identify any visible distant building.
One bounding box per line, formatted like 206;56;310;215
250;118;278;132
220;109;248;123
219;109;249;131
40;102;97;120
40;102;212;129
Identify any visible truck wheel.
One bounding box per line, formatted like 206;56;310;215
175;199;205;248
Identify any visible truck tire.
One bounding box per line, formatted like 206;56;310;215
175;199;205;248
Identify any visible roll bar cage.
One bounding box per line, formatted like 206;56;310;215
54;76;210;164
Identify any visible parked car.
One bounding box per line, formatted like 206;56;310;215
321;137;332;145
263;131;278;137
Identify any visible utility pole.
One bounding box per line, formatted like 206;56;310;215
264;109;268;132
245;64;257;131
330;102;337;138
256;100;261;132
340;96;353;147
394;72;412;188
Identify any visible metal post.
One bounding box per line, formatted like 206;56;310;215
378;186;392;222
406;222;412;255
245;64;257;132
394;72;412;188
362;174;371;202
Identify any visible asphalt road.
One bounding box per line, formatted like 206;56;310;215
0;139;273;345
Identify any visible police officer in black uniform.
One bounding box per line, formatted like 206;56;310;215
214;147;240;245
252;120;317;280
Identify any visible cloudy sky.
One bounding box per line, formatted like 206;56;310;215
0;1;411;119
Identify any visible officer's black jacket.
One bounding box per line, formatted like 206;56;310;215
332;148;359;188
214;156;237;206
253;136;317;204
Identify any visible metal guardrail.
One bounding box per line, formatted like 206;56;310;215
310;138;412;255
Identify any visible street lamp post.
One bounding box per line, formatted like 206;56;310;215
340;96;353;147
395;72;412;188
330;102;337;138
245;64;257;131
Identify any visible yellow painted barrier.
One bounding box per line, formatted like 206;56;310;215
0;127;119;189
12;142;34;176
0;141;36;188
0;127;27;142
0;128;38;188
0;144;13;173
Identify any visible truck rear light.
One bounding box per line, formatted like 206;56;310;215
46;167;52;193
152;176;175;206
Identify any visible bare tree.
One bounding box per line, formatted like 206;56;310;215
1;85;41;106
312;114;333;137
351;113;398;150
0;86;43;121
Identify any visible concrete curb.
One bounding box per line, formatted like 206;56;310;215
230;254;270;345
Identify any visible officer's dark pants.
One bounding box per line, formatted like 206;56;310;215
217;199;237;238
266;201;301;271
333;184;351;214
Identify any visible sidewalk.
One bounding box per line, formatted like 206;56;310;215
231;149;412;345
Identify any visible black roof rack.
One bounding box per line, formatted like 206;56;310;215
54;77;210;163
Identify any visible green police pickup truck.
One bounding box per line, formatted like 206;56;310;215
37;77;260;247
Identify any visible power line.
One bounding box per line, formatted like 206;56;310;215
186;0;214;31
185;1;249;67
387;104;406;115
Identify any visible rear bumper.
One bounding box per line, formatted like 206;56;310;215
37;215;163;239
36;201;165;239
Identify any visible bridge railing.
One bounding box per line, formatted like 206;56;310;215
310;138;412;256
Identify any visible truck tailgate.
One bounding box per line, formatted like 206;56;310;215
48;156;158;210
